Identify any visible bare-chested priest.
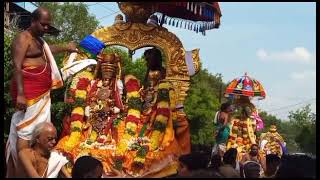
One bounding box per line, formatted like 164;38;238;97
6;7;79;177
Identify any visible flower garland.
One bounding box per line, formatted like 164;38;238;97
64;120;83;152
168;89;178;131
63;69;94;152
149;82;171;151
114;75;142;170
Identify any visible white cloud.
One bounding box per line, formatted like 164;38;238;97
291;70;316;80
256;47;315;64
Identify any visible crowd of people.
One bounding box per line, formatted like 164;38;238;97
168;146;316;178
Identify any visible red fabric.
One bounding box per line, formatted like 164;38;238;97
11;63;52;105
70;114;84;122
86;80;99;104
125;79;140;92
126;115;140;124
156;108;170;118
59;116;71;139
76;78;90;90
104;114;117;135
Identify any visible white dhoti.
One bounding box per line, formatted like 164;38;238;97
6;92;51;169
6;39;63;170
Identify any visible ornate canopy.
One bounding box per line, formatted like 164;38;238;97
118;2;222;35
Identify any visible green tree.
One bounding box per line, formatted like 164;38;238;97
36;2;99;67
4;2;100;138
257;111;299;153
4;32;15;140
288;104;316;154
279;121;299;153
184;69;226;145
258;111;282;135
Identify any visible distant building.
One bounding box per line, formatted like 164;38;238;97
4;2;59;34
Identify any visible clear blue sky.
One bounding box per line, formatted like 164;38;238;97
84;2;316;120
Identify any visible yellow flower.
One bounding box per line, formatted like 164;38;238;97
127;91;140;98
155;114;168;124
116;141;128;155
158;82;170;89
76;71;94;81
134;156;145;163
72;107;84;116
89;130;98;141
65;132;81;151
150;130;161;151
128;109;141;118
123;133;132;140
157;101;169;109
71;121;82;130
75;90;87;99
126;122;138;132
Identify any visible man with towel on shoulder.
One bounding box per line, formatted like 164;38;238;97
6;7;79;177
19;122;69;178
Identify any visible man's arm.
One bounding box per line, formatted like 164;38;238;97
18;149;41;178
49;42;78;55
11;32;30;111
259;154;267;173
240;153;249;165
60;165;71;178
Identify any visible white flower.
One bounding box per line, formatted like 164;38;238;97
113;107;120;114
85;106;90;117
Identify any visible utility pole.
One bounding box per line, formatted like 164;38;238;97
4;2;10;29
219;82;222;104
218;73;223;104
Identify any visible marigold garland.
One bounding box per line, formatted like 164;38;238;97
72;107;84;116
75;90;87;99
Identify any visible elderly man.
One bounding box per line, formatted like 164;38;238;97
18;122;68;178
6;7;78;177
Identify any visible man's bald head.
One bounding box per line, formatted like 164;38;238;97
31;7;51;22
29;7;52;37
31;122;57;147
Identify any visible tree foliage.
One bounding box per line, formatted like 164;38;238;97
4;32;15;140
184;69;226;145
288;104;316;154
4;3;99;137
257;105;316;154
258;111;299;153
36;2;99;43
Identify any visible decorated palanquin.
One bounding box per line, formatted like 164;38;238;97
55;52;184;177
259;125;286;157
224;73;267;160
54;2;222;177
